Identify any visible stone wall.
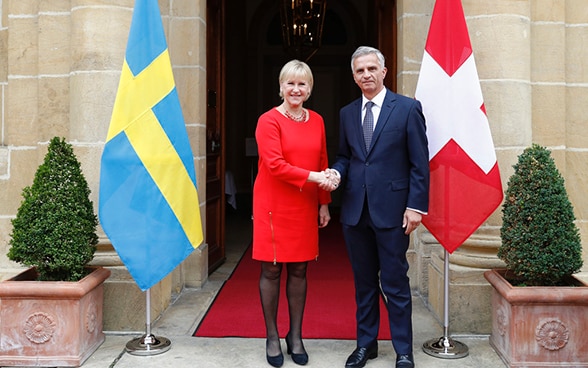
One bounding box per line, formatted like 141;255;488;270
0;0;586;333
0;0;207;331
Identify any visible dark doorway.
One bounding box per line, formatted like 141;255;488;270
207;0;397;272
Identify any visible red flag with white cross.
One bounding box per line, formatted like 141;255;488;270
415;0;503;253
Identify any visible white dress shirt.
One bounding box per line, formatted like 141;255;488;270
361;88;386;131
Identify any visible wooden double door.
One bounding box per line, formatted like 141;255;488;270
205;0;397;273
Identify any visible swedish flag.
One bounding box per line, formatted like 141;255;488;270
99;0;203;291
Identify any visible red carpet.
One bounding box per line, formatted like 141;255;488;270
194;221;391;339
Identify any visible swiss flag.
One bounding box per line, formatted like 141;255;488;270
415;0;503;253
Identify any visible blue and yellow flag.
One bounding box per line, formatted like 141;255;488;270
99;0;203;291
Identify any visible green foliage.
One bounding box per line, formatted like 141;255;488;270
8;137;98;281
498;144;583;286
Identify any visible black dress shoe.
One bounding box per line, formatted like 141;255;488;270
285;332;309;365
266;340;284;367
395;353;414;368
345;345;378;368
266;351;284;367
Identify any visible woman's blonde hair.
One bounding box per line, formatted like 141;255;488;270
278;59;314;100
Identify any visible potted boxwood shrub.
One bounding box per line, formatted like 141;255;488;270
0;137;110;367
484;143;587;367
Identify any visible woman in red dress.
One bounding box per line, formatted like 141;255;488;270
253;60;335;367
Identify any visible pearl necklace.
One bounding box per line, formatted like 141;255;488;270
284;108;307;122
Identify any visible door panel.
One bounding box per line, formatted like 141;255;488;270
206;0;226;273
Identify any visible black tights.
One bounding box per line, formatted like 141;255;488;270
259;261;308;356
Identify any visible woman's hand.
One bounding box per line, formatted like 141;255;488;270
318;204;331;228
309;170;339;191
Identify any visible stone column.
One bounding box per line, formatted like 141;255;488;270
68;0;209;331
164;0;208;291
562;1;588;270
0;1;42;276
398;0;534;333
426;225;503;334
66;0;153;332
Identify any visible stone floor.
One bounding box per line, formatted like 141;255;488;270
76;208;506;368
80;291;506;368
5;206;507;368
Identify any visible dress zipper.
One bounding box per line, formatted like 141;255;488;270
269;211;276;265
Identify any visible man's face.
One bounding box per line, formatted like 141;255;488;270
352;53;387;98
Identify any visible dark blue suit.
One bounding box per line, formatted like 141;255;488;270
332;88;429;355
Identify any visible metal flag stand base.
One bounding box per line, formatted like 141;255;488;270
422;249;469;359
125;289;172;356
422;335;469;359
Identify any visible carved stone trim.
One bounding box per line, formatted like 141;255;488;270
420;229;504;269
86;304;97;333
536;319;569;351
496;305;508;336
23;312;56;344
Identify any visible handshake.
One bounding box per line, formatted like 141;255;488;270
316;168;341;192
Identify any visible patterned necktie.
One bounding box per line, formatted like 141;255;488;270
363;101;374;150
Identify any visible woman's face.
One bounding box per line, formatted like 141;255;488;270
280;76;311;107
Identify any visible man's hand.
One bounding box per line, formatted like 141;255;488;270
319;168;341;191
402;209;422;235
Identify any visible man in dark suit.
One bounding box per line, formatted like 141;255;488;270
328;46;429;368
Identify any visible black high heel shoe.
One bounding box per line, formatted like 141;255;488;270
285;332;309;366
266;339;284;367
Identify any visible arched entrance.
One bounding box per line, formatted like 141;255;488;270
206;0;397;272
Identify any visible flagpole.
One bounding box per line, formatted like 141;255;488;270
125;288;172;356
422;249;468;358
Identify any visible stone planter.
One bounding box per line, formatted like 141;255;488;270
0;266;111;367
484;269;588;368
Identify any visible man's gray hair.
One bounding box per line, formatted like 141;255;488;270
350;46;386;72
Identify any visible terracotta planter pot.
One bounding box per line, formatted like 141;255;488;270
484;269;588;368
0;266;111;367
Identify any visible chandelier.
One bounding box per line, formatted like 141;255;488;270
280;0;327;62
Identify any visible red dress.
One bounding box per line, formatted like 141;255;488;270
252;107;331;263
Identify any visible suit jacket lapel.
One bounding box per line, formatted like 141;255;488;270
370;90;397;152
